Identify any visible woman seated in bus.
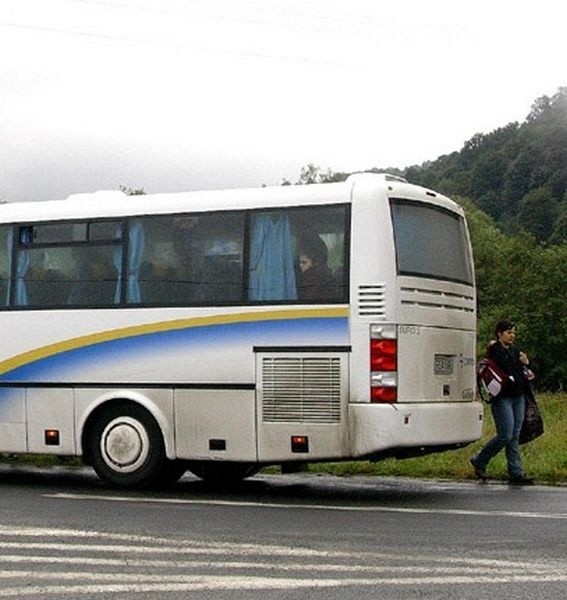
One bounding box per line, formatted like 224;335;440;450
296;236;334;301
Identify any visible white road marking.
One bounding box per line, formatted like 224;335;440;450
0;554;555;575
0;573;567;597
45;492;567;520
2;523;566;597
0;524;562;570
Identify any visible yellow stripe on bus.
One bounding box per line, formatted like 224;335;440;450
0;307;348;376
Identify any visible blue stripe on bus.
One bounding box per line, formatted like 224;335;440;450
0;316;348;382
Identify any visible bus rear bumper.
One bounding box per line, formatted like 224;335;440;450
348;401;484;459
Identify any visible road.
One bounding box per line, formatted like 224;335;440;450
0;464;566;599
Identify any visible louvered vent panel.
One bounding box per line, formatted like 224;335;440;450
400;286;475;313
358;284;386;318
262;357;341;423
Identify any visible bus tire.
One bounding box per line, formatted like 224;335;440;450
87;402;166;488
188;461;260;486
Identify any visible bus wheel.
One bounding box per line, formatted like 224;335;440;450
188;462;260;486
87;402;165;488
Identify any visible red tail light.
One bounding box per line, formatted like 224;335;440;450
370;325;398;403
370;386;397;403
370;339;397;371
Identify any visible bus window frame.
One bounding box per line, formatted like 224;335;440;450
0;203;351;311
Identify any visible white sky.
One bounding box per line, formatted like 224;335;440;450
1;0;565;202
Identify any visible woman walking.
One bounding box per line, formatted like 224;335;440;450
471;319;534;485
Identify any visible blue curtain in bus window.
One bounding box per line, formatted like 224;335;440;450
112;245;123;304
4;228;13;306
249;214;297;301
15;246;30;306
126;221;144;303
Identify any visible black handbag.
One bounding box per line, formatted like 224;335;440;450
519;386;544;445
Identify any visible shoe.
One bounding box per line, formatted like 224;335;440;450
470;457;487;480
509;475;535;486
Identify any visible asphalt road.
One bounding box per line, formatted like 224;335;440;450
0;464;566;599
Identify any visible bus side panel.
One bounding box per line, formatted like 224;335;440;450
27;388;76;454
174;389;257;461
0;388;26;452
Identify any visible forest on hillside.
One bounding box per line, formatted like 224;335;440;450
297;87;567;390
404;87;567;245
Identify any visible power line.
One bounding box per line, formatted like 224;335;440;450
59;0;392;38
0;20;351;69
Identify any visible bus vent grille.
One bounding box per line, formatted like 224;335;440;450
400;286;475;313
261;357;341;423
358;284;386;318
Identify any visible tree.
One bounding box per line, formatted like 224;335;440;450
548;202;567;245
119;186;146;196
469;151;507;196
527;94;552;123
517;186;558;242
297;164;323;185
500;148;540;213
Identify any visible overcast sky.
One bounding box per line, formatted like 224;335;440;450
1;0;565;203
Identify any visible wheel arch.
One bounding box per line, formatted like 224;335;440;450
79;391;175;463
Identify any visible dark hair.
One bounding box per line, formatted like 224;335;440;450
494;319;516;336
299;235;328;266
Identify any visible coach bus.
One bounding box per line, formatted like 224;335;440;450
0;173;483;487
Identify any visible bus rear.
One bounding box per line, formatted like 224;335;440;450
347;175;483;460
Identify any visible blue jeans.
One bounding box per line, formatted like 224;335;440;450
475;394;526;478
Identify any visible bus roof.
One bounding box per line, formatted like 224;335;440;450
0;173;462;224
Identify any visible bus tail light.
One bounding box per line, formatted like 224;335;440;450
370;325;398;403
44;429;60;446
370;339;397;371
291;435;309;453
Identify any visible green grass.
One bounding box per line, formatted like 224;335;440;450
308;392;567;485
0;454;81;467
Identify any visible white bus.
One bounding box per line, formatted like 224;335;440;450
0;173;483;487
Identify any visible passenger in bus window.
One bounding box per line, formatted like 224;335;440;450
297;235;334;301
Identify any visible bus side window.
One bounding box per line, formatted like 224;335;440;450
27;266;70;306
19;249;72;307
196;213;244;303
292;206;348;303
135;215;194;305
135;212;244;306
67;246;120;307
